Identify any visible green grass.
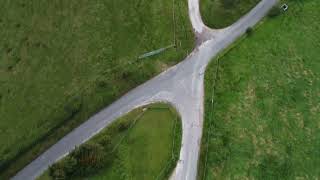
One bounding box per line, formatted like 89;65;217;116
200;0;261;28
199;0;320;179
38;103;182;180
0;0;193;178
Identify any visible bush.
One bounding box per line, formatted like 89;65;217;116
246;27;253;36
268;5;282;17
118;120;131;132
64;95;82;118
49;162;67;180
71;143;106;175
49;143;107;179
97;134;112;148
62;156;77;177
48;156;77;179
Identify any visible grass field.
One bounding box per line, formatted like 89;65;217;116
38;103;182;180
200;0;260;28
199;0;320;179
0;0;193;178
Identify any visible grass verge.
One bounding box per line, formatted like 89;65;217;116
199;0;320;179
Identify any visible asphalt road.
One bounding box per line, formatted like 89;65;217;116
12;0;277;179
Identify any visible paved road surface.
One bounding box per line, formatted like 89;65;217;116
12;0;277;179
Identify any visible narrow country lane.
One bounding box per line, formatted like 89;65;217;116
12;0;277;179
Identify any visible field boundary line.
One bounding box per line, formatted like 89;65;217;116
202;56;220;180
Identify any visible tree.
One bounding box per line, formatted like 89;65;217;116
49;162;66;180
71;143;106;175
